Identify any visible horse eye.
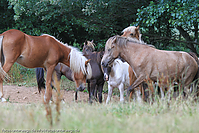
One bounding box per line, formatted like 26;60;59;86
130;33;134;36
108;48;111;52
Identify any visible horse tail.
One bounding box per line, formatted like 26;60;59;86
0;36;10;81
36;68;45;93
188;52;199;83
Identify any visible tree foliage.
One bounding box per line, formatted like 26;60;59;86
5;0;149;50
134;0;199;54
1;0;198;54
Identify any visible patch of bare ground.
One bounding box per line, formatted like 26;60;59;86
2;85;120;104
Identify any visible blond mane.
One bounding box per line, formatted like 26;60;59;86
69;48;92;79
122;26;137;33
41;34;92;79
106;35;150;49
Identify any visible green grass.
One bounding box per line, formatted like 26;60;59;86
1;100;199;133
1;63;199;133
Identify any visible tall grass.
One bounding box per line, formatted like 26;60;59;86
0;100;199;133
2;62;199;133
7;63;37;87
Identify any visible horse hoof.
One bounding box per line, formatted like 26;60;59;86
1;98;7;102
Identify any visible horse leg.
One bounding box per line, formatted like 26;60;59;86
44;65;56;104
0;62;14;102
87;82;91;103
98;82;104;103
159;87;165;100
118;83;125;103
94;85;98;99
106;84;113;104
126;75;145;101
136;88;142;103
89;80;96;103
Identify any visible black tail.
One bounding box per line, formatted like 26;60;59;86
36;68;45;93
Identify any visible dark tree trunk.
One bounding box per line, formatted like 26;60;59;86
176;26;197;55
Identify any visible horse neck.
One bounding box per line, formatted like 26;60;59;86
60;45;71;67
119;43;140;70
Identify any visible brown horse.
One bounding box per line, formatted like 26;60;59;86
0;29;92;103
121;26;148;101
83;40;105;103
101;35;198;101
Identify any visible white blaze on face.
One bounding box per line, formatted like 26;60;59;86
104;73;109;81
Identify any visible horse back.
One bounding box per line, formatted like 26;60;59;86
1;29;66;68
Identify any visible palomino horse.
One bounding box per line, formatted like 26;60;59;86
102;58;142;104
0;29;92;103
101;26;143;103
101;35;198;101
121;26;141;41
83;40;105;103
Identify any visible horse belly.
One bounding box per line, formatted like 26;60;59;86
16;54;45;68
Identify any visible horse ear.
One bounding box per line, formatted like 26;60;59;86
91;40;94;43
84;40;87;46
136;26;140;30
111;36;117;48
85;59;91;66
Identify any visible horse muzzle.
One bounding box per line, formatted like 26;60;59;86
77;84;86;92
104;73;109;81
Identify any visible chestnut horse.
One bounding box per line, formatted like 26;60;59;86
36;40;99;103
101;35;198;101
0;29;92;103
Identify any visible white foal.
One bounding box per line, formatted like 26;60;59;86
103;59;141;104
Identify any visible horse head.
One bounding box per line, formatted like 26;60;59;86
83;40;95;54
101;35;121;68
73;59;91;91
121;26;141;41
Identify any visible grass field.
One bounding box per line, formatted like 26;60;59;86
1;64;199;133
1;100;199;133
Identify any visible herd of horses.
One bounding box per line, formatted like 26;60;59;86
0;26;198;104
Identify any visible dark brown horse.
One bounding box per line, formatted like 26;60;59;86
0;29;92;103
83;40;105;103
101;35;198;101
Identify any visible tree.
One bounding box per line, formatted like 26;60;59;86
0;0;15;33
134;0;199;54
7;0;150;49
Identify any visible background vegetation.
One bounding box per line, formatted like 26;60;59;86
0;0;198;87
0;1;199;131
1;0;198;51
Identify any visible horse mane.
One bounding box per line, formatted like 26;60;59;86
122;26;138;33
109;35;155;48
41;34;92;79
69;48;92;79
